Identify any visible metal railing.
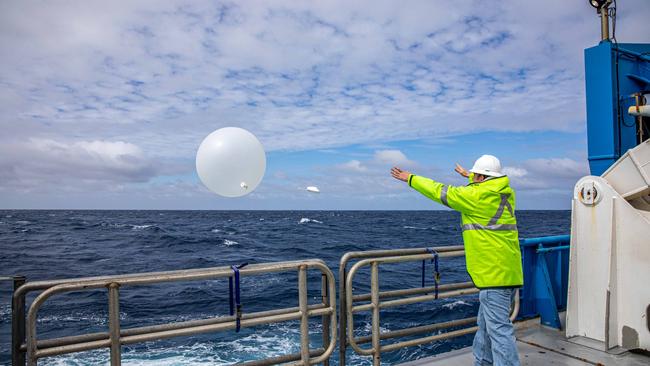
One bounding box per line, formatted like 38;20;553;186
340;247;519;366
11;260;337;366
7;241;546;366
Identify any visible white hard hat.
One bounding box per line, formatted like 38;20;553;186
470;155;504;177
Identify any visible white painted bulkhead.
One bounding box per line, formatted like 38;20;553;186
566;140;650;352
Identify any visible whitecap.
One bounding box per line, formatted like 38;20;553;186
228;323;302;357
359;322;390;335
0;304;10;319
41;342;232;365
245;275;281;292
101;222;128;229
404;225;432;230
299;218;322;224
223;239;239;246
211;228;221;233
37;311;127;326
15;220;32;225
441;300;471;310
131;224;153;230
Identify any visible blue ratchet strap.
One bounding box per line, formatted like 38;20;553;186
421;248;440;299
228;263;248;332
432;251;440;299
421;255;426;288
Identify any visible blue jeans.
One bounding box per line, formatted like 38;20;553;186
472;289;520;366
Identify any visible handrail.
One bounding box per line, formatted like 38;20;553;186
15;259;337;366
342;249;519;366
337;245;464;366
520;234;570;247
9;238;561;365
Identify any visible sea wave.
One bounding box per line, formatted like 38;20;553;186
223;239;239;246
299;218;323;224
97;223;162;231
132;224;154;230
358;321;390;335
0;304;10;321
403;225;439;230
441;300;471;310
37;311;127;326
40;323;311;366
41;344;232;366
0;209;571;366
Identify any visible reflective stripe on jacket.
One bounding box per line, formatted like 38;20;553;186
408;174;523;288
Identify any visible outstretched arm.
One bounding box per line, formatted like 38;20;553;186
391;167;411;182
391;166;478;214
454;163;470;178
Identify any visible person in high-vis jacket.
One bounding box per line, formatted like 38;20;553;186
391;154;522;366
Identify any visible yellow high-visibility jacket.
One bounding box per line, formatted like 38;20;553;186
408;174;523;288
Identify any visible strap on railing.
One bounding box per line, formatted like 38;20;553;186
421;249;440;299
229;263;248;332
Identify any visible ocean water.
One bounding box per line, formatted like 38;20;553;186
0;210;570;365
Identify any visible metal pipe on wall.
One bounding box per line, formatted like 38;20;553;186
600;6;609;41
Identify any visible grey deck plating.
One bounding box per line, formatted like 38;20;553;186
399;316;649;366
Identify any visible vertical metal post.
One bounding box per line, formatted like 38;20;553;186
298;266;310;365
338;264;347;366
599;6;610;41
12;276;27;366
371;262;380;366
320;274;330;366
108;283;122;366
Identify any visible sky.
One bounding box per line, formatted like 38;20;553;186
0;0;648;210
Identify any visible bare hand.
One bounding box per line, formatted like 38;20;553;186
391;167;411;182
454;163;470;178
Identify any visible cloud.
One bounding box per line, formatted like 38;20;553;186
502;166;528;178
505;158;589;191
525;158;587;179
0;0;647;207
2;1;648;156
337;159;368;172
0;139;169;192
374;150;416;167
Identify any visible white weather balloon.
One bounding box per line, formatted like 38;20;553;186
196;127;266;197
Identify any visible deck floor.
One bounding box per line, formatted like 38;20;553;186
398;316;649;366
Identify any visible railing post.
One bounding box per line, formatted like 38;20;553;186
338;261;347;366
298;266;310;365
108;283;122;366
320;274;330;366
12;275;27;366
371;262;380;366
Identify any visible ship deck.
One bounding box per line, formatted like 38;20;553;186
398;313;649;366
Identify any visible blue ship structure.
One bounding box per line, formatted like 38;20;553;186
585;41;650;175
